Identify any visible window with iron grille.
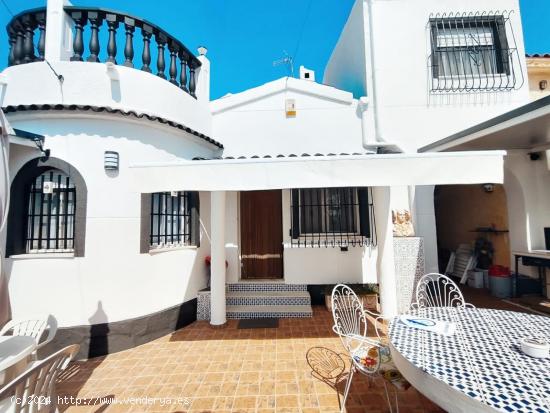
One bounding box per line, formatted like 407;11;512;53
150;191;196;247
429;12;523;92
26;169;75;252
290;187;375;248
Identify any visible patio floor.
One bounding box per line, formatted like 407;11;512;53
55;289;542;413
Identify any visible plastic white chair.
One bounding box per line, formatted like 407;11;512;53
0;316;58;357
413;273;474;309
0;344;79;413
331;284;406;413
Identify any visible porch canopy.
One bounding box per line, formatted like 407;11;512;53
419;95;550;152
131;150;505;325
130;151;506;192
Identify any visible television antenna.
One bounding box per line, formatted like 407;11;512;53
273;50;294;78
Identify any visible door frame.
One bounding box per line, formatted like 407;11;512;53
237;190;285;280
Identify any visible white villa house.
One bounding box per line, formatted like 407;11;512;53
0;0;547;358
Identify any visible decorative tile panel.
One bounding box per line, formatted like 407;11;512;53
394;237;425;314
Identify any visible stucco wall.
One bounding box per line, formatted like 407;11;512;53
504;152;550;297
323;0;530;152
1;61;213;138
4;114;218;327
211;78;364;157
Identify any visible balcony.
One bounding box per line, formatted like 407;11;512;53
3;4;211;136
7;6;201;97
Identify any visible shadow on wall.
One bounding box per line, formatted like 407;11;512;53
88;301;109;359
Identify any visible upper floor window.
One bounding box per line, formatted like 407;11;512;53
150;191;198;247
429;13;523;92
26;170;75;252
290;187;375;248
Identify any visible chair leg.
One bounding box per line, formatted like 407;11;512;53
382;380;393;413
340;365;355;413
395;387;399;413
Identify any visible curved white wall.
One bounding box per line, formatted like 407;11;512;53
5;114;217;327
2;62;212;137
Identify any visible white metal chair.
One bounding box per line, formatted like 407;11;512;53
444;244;477;285
0;344;79;413
413;273;474;309
331;284;408;413
0;316;58;357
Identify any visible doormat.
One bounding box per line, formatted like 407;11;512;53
237;318;279;329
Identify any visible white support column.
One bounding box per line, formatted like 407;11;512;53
373;186;398;317
210;191;226;326
45;0;74;62
195;49;210;105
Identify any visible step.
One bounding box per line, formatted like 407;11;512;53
226;304;313;319
227;282;308;292
226;291;311;306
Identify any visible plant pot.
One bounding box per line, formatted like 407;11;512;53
325;293;379;312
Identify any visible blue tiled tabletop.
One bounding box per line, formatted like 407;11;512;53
389;307;550;413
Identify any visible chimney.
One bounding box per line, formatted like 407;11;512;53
299;65;315;82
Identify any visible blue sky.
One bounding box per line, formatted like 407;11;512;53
1;0;549;99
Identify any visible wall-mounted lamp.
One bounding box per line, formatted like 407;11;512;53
105;62;119;81
197;46;208;56
482;183;494;193
540;80;548;91
104;151;119;170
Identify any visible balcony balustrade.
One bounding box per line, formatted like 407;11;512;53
6;6;201;98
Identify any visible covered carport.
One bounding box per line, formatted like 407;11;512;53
420;95;550;299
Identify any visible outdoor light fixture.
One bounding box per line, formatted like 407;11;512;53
197;46;208;56
540;80;548;91
104;151;119;170
482;183;494;193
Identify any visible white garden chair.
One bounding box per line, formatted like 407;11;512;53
0;316;58;358
0;344;79;413
331;284;409;413
413;273;474;309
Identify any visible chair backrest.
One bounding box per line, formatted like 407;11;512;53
415;273;467;308
0;315;58;351
331;284;368;353
0;344;79;413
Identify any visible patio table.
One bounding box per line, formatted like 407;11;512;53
388;307;550;413
0;336;36;387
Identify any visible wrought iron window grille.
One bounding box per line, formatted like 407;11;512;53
150;191;194;247
290;187;376;248
26;170;75;253
428;11;524;93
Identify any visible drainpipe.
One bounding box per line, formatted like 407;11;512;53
359;0;403;154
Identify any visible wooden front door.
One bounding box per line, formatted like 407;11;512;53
240;190;283;279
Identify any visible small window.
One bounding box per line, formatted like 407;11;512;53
150;191;194;247
429;13;522;92
26;169;75;252
300;188;359;234
290;187;375;248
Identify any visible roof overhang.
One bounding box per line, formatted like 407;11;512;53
419;96;550;152
0;110;44;148
131;151;505;192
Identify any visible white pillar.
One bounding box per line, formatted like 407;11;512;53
196;50;210;104
373;186;398;317
45;0;74;62
210;191;226;326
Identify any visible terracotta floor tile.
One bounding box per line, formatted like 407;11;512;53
232;396;257;409
54;306;458;413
